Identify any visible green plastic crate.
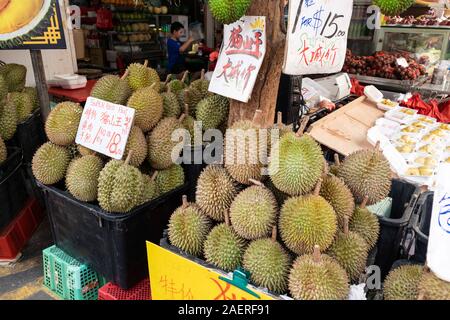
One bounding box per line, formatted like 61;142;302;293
43;245;106;300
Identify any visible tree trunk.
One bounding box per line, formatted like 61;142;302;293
228;0;286;128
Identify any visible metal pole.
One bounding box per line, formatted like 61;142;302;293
30;50;51;122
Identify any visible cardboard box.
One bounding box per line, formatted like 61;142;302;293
308;96;385;156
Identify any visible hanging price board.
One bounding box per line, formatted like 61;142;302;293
208;16;266;103
283;0;353;75
75;97;135;160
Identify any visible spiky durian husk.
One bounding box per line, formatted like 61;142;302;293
418;271;450;300
208;0;252;25
32;142;70;185
327;230;369;282
196;95;230;130
167;79;187;93
0;136;6;165
384;264;423;300
204;223;247;271
90;75;132;105
45;102;83;146
230;186;277;240
126;63;160;92
127;86;163;132
0;100;18;141
269;133;324;196
373;0;414;16
155;164;185;194
190;78;210;99
161;91;181;118
140;174;159;205
0;75;8;102
65;155;103;202
288;253;350;300
168;202;211;256
124;126;147;167
349;206;380;250
196;165;238;222
0;64;26;92
23;87;39;110
337;148;392;205
147;117;185;170
279;195;337;255
243;238;291;294
10;92;32;123
320;175;355;230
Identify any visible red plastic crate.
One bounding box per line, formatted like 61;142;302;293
98;278;151;300
0;198;44;260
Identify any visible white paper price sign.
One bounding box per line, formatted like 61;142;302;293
427;164;450;282
75;97;135;160
283;0;353;75
208;16;266;103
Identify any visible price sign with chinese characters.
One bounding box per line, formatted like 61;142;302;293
146;242;276;300
427;164;450;283
283;0;353;75
208;16;266;103
75;97;135;160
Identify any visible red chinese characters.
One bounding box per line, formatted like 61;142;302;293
225;25;263;59
298;39;339;67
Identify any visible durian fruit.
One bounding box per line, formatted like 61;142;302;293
77;145;96;156
0;100;18;140
155;164;185;194
32;142;71;185
147;115;185;170
265;178;289;208
279;180;338;255
65;155;103;202
288;245;350;300
383;264;423;300
337;144;391;205
0;63;26;92
373;0;414;16
97;152;145;213
243;227;291;294
196;95;230;130
320;170;355;230
23;87;38;110
127;84;163;132
196;165;238;222
209;0;252;25
0;136;6;165
160;74;171;92
349;197;380;250
90;74;132;105
168;195;211;256
178;88;203;117
204;211;247;271
141;172;160;204
126;60;160;92
0;75;7;102
326;217;369;282
224;110;266;185
166;71;188;93
329;153;342;176
190;69;210;99
124;126;147;167
182;104;196;145
9;92;33;123
269;117;324;196
418;270;450;300
161;87;181;118
230;181;277;240
45;102;83;146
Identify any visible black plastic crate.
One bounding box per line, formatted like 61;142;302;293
410;192;433;264
39;181;189;289
183;144;207;201
23;163;46;208
8;110;46;164
0;148;28;231
374;179;421;280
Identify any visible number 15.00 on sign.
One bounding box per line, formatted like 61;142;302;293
283;0;353;75
75;97;135;160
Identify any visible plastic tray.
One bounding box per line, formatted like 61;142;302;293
0;148;28;231
374;179;421;280
39;181;189;289
98;278;151;300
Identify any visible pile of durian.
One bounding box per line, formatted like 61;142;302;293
167;113;397;300
0;62;39;166
32;61;229;214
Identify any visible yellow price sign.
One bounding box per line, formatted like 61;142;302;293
146;242;276;301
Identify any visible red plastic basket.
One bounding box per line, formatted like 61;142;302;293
0;198;44;260
98;278;151;300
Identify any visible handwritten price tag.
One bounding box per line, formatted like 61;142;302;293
283;0;353;75
208;16;266;103
75;97;135;160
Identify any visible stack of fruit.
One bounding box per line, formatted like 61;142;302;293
166;114;396;300
32;62;229;215
343;50;427;80
0;62;39;166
